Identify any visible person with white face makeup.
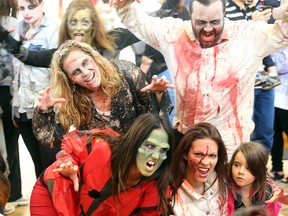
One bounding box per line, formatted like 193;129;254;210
170;122;229;215
29;113;175;216
10;0;59;178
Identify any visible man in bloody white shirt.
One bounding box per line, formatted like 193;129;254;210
112;0;288;159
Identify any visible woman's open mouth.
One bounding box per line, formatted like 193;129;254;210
74;33;84;42
146;161;156;172
197;167;209;178
85;72;95;83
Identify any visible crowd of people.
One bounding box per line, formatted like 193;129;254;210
1;0;288;215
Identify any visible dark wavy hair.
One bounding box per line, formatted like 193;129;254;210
189;0;226;14
113;113;174;215
88;113;175;215
108;113;174;215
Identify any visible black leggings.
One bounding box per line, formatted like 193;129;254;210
0;86;22;201
271;107;288;172
15;114;61;177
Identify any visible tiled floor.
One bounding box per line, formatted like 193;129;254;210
8;137;288;215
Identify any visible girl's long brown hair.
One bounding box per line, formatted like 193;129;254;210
227;142;270;204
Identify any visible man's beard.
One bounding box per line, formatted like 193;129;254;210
193;26;224;49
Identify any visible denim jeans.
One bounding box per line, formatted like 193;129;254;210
251;88;275;152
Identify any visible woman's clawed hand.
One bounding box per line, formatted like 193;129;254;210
37;86;66;112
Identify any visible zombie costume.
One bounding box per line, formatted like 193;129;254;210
10;12;60;177
12;15;59;120
30;128;162;216
117;2;288;158
32;59;170;146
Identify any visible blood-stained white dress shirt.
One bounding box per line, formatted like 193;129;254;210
117;2;288;158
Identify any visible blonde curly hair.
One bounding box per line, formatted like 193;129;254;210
50;40;123;132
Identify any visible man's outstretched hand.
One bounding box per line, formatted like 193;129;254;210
109;0;138;9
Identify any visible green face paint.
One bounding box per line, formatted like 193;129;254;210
67;9;93;44
136;128;170;177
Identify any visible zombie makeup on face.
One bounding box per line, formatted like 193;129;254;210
19;3;37;11
18;0;44;26
136;128;170;177
65;55;95;77
188;145;210;175
67;8;93;44
63;50;101;90
185;139;218;184
138;140;170;160
191;0;225;48
18;0;43;18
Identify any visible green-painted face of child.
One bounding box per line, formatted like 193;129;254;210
67;8;93;45
136;128;170;177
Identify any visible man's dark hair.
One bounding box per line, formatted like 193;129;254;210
189;0;226;14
